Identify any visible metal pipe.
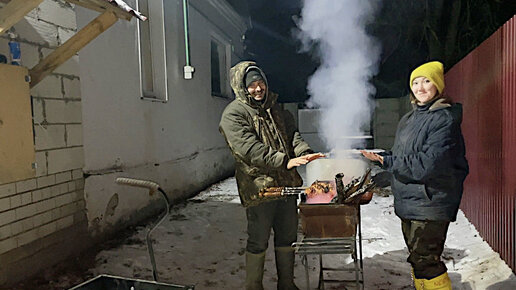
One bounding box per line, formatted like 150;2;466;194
182;0;194;79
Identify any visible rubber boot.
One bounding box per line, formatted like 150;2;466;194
246;251;265;290
275;246;300;290
423;272;452;290
411;268;424;290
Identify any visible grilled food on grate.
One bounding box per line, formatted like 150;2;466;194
305;180;333;198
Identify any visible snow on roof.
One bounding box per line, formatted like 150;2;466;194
102;0;147;21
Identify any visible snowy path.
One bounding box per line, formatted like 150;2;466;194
76;177;516;290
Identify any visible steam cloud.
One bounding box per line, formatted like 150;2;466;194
296;0;381;151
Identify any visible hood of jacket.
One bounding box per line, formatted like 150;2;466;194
230;61;277;110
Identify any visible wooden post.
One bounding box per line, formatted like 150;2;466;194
0;0;43;36
29;10;118;88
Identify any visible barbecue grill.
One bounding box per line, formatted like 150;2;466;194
292;168;374;290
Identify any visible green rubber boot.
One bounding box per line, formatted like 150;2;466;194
246;251;265;290
275;247;300;290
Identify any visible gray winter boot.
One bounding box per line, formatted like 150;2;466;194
275;246;300;290
246;251;265;290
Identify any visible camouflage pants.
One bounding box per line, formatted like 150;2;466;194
246;196;298;254
401;219;450;279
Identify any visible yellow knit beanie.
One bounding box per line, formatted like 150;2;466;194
409;61;445;94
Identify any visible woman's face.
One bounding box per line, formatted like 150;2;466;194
411;76;438;104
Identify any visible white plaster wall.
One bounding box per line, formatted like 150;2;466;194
76;0;246;234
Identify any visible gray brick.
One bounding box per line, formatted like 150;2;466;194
35;151;48;177
65;124;82;147
55;171;72;184
57;183;68;196
0;224;11;240
63;78;81;99
0;210;16;227
56;215;73;230
35;125;66;150
42;48;79;76
57;27;75;44
37;221;57;239
10;220;23;236
45;99;82;123
12;17;59;47
30;75;63;99
35;199;55;214
16;228;38;247
15;204;36;220
54;55;79;76
16;179;37;193
21;192;32;206
75;179;84;190
32;98;45;124
0;198;10;212
67;181;76;191
19;42;40;69
0;237;16;255
11;218;33;235
56;193;73;207
59;203;76;217
0;183;16;198
37;175;56;188
33;211;53;227
47;147;84;174
10;195;22;209
72;169;82;180
38;0;76;29
0;38;9;57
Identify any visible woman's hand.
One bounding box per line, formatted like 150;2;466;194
287;153;325;169
360;150;384;165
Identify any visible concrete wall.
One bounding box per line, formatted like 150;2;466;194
0;0;88;285
373;96;412;150
76;0;246;236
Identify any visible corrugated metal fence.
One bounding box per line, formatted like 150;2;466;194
445;16;516;272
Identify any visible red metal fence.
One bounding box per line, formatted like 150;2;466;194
445;15;516;272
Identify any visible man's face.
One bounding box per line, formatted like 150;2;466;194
247;80;266;101
411;76;438;104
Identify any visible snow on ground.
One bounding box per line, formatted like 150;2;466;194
13;175;516;289
62;176;516;290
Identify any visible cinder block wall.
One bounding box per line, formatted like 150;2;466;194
373;96;411;150
0;0;88;285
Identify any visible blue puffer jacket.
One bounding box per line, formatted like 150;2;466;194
382;98;469;222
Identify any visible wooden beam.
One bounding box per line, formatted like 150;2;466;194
0;0;43;36
29;10;118;88
66;0;133;21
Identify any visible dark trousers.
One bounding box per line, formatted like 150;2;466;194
246;197;298;254
401;219;450;279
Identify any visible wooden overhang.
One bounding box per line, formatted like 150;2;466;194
0;0;146;87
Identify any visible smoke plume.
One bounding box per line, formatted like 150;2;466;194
296;0;381;151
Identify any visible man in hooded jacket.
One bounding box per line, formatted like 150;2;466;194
219;61;324;290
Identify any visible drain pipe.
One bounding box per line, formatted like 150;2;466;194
183;0;194;79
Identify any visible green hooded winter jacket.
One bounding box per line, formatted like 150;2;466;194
219;61;313;207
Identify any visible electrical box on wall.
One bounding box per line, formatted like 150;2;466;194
0;63;36;184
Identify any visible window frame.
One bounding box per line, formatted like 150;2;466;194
136;0;169;103
210;33;231;99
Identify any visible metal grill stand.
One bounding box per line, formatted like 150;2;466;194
293;204;364;289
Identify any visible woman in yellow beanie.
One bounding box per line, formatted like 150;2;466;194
362;61;469;290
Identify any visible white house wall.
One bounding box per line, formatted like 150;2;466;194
76;0;247;235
